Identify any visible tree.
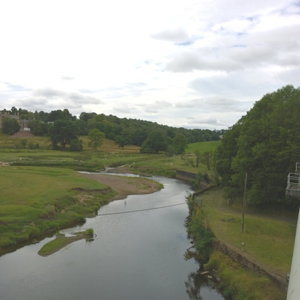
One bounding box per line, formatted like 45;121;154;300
70;137;83;151
140;130;168;153
49;120;79;150
1;117;20;135
172;132;188;154
48;109;74;122
28;120;49;136
88;128;105;150
216;85;300;205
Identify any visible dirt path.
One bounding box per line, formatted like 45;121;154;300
80;173;163;199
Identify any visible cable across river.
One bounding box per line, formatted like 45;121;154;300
98;202;186;216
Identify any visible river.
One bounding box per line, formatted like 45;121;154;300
0;175;224;300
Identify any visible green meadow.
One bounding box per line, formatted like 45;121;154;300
0;166;115;253
186;140;220;153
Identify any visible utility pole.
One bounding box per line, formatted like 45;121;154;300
242;172;248;233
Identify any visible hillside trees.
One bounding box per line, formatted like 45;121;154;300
28;120;49;136
88;128;105;150
140;130;168;153
49;120;81;150
1;107;222;151
1;118;20;135
216;85;300;205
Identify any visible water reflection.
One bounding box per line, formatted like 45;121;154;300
185;267;223;300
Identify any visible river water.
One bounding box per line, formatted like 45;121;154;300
0;175;224;300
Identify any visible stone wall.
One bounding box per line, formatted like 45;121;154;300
213;239;288;289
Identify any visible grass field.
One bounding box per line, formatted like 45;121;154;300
186;140;220;153
0;136;215;177
187;188;295;299
200;188;296;276
0;166;115;252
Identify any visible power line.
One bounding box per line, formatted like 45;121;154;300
98;202;186;216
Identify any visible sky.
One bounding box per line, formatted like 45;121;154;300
0;0;299;130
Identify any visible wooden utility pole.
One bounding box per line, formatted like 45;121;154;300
242;172;248;233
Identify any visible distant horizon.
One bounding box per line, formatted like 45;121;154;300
0;0;299;130
0;106;226;132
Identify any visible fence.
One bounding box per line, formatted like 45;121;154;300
286;163;300;198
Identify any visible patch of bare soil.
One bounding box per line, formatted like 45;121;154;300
80;173;162;199
12;131;33;138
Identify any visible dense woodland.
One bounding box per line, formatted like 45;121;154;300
0;107;222;154
216;85;300;205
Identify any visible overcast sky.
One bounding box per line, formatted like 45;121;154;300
0;0;299;129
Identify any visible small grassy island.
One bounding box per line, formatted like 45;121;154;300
38;228;94;256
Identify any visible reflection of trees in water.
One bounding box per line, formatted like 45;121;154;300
185;269;222;300
185;270;204;300
184;216;223;300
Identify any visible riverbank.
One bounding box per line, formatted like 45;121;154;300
80;172;163;199
0;166;162;256
188;187;294;300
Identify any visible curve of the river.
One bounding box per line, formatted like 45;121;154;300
0;175;224;300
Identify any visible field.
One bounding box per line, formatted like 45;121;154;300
0;134;216;176
191;188;296;299
200;188;296;276
0;166;114;252
186;140;220;153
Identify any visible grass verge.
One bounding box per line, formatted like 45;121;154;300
200;188;295;276
188;188;295;299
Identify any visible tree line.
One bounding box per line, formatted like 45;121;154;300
0;108;223;154
216;85;300;205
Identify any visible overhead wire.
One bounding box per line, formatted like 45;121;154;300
98;202;186;216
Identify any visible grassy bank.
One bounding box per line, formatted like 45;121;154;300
205;250;286;300
0;165;163;255
0;166;116;254
0;136;216;177
188;188;296;299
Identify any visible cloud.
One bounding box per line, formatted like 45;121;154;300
33;88;101;105
166;50;241;72
114;105;132;114
190;71;281;99
139;100;173;114
166;23;300;72
151;28;190;43
176;97;251;113
3;82;30;92
34;88;65;98
61;76;74;81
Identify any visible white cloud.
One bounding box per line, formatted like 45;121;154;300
151;28;190;43
0;0;299;129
